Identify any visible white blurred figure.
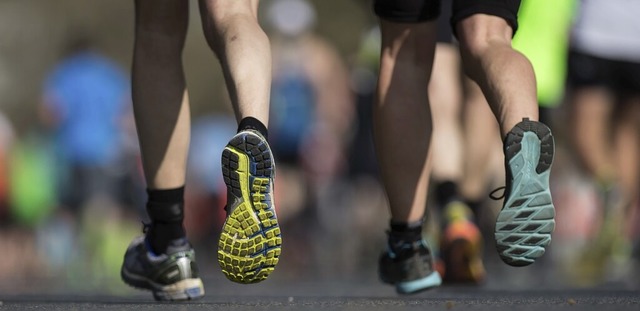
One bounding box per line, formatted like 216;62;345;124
565;0;640;285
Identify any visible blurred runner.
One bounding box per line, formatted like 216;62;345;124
564;0;640;284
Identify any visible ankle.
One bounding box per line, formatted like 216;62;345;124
238;117;268;140
146;187;186;253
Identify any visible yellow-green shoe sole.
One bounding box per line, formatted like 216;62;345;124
218;131;282;283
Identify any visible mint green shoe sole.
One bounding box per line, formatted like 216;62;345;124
496;120;555;267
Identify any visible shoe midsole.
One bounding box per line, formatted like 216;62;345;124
121;267;203;293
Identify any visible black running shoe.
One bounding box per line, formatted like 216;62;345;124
218;130;282;283
379;233;442;294
121;236;204;301
494;118;555;266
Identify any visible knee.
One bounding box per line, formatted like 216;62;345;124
455;15;513;59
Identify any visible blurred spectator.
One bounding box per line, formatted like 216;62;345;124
39;33;134;214
267;0;354;218
266;0;358;277
268;0;354;183
564;0;640;284
32;33;143;288
0;111;15;222
8;131;56;227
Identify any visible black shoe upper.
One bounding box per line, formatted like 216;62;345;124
122;236;199;287
379;233;437;284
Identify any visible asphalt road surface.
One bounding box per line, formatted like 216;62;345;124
1;244;638;310
2;281;638;311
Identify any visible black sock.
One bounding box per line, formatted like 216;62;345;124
238;117;268;140
389;220;423;238
146;187;186;254
435;180;460;207
388;220;423;253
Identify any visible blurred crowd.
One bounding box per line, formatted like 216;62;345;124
0;0;638;294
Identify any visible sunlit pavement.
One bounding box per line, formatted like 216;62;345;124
2;279;639;311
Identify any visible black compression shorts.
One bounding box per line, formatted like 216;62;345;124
374;0;522;35
567;49;640;94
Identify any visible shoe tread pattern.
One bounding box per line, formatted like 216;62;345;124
496;120;555;267
218;131;282;283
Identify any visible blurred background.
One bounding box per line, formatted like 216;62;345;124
0;0;638;297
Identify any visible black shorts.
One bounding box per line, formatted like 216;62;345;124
374;0;521;35
437;1;453;43
567;49;640;94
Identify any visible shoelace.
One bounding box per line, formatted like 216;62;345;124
489;186;506;200
142;221;151;234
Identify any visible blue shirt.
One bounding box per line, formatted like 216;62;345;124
44;51;129;166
